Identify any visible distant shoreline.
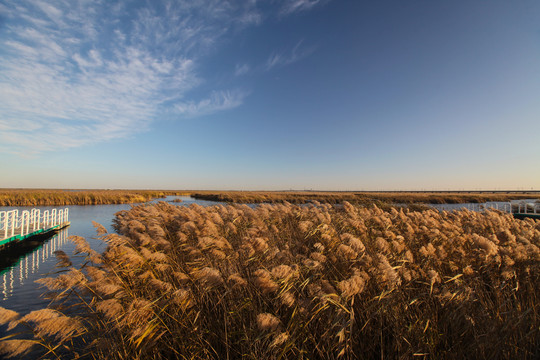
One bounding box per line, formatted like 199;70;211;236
1;189;538;207
0;189;540;206
189;190;540;205
0;189;184;206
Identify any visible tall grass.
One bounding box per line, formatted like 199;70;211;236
0;202;538;359
0;189;185;206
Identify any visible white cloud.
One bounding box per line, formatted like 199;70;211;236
239;11;262;25
235;63;250;76
4;41;39;56
280;0;327;15
265;40;315;70
175;90;249;117
0;0;328;156
31;0;63;23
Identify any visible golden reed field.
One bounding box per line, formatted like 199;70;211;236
190;190;540;205
2;188;539;206
0;189;184;206
0;202;538;359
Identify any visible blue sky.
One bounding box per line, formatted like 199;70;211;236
1;0;539;190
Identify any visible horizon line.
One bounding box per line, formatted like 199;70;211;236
1;188;539;194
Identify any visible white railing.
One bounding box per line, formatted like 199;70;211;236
432;201;539;215
482;202;512;213
0;210;18;239
478;201;539;214
513;201;539;214
480;201;540;214
0;207;69;239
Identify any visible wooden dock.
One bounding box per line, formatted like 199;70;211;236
0;208;70;248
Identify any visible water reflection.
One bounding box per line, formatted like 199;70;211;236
0;228;68;301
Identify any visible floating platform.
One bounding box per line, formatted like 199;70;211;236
0;208;70;249
0;223;70;248
513;213;540;220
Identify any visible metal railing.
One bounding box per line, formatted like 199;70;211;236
475;201;539;214
513;202;540;214
430;201;539;215
0;208;69;239
480;202;512;213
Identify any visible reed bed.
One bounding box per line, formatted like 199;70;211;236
0;202;538;359
191;191;540;205
2;189;536;207
0;189;184;206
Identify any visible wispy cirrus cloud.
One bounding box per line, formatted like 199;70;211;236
175;90;250;117
280;0;328;15
265;40;316;70
235;63;251;76
0;0;329;156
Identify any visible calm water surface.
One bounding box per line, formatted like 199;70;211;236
0;196;220;323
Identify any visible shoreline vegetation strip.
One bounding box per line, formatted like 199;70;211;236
0;202;538;359
0;189;186;206
191;190;540;205
1;189;539;206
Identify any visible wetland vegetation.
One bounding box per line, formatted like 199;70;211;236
190;190;540;205
1;189;538;207
0;201;538;359
0;189;185;206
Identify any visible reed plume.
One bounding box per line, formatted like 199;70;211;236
0;340;36;358
256;313;281;332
